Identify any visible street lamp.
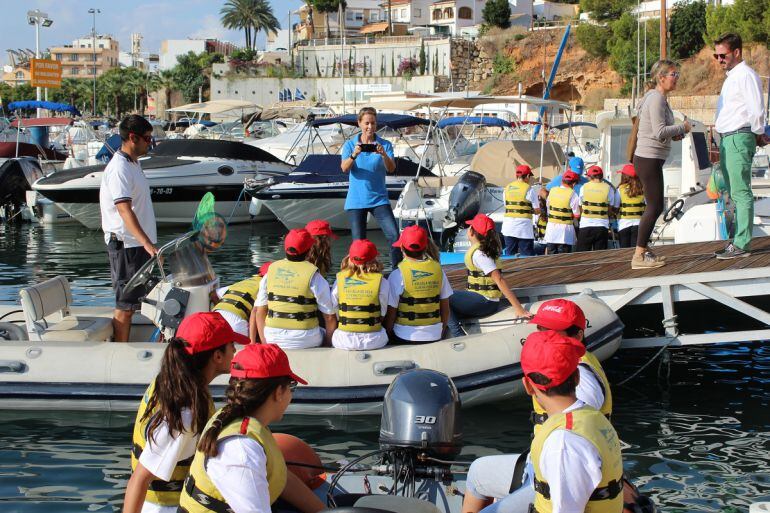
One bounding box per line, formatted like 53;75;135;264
88;8;101;117
27;9;54;118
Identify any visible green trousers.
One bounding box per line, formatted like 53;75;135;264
719;133;756;251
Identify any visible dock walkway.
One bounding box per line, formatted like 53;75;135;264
445;237;770;348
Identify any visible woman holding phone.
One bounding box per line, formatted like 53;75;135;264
341;107;401;267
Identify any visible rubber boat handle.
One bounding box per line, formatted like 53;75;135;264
373;360;416;376
0;360;27;373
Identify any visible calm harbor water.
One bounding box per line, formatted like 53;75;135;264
1;222;769;513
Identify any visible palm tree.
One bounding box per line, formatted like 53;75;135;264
151;70;177;115
221;0;281;50
250;0;280;50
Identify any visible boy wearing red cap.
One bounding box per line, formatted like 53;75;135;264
576;166;620;252
212;262;272;338
251;229;337;349
502;165;541;257
463;331;623;513
616;164;645;249
543;171;581;254
331;239;391;350
384;225;453;343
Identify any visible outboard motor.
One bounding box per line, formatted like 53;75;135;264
444;171;486;230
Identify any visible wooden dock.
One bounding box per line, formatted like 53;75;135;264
445;237;770;348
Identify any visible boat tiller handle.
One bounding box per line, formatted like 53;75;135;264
0;360;27;373
373;360;416;376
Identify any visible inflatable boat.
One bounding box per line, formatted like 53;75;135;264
0;233;623;415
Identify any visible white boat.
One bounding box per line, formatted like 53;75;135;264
0;232;622;414
31;138;294;229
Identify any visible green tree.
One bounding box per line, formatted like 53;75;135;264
172;52;210;103
576;23;611;58
733;0;770;44
704;4;738;46
313;0;347;39
221;0;280;51
482;0;511;29
419;41;426;75
670;0;706;59
580;0;635;22
608;13;659;84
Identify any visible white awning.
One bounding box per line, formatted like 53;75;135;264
167;100;262;114
368;95;572;112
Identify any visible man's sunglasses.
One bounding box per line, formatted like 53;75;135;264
130;132;153;144
713;53;731;61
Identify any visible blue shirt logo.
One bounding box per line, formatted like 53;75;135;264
411;269;433;280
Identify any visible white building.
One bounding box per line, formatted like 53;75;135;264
429;0;485;36
266;29;291;51
632;0;730;22
159;39;238;70
533;0;578;21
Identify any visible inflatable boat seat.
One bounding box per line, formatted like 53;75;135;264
19;276;113;342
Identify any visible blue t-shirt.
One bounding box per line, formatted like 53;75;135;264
341;134;394;210
546;174;589;195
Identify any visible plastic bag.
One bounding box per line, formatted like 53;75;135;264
706;164;727;200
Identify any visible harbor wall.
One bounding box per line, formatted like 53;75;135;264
602;95;721;124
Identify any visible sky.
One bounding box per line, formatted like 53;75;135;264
1;0;305;66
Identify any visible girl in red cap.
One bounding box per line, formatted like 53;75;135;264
502;164;540;257
178;344;324;513
331;239;390;350
616;164;645;248
448;214;530;337
123;311;246;513
543;171;580;254
305;219;337;277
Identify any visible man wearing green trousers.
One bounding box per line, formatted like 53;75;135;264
713;33;767;259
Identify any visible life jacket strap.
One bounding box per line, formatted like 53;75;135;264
267;292;317;305
530;411;549;425
468;283;498;291
225;290;255;304
398;295;440;306
216;298;251;316
339;303;379;313
582;200;608;207
267;310;318;321
339;316;382;326
533;477;622;501
183;475;235;513
396;310;440;321
468;270;487;278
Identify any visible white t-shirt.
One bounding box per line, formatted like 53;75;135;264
578;184;620;229
217;309;250;338
138;409;198;513
539;400;604;513
99;151;157;248
255;271;334;349
330;277;391;350
544;189;580;245
471;250;501;303
576;364;606;411
387;262;453;342
501;186;539;239
207;436;271;513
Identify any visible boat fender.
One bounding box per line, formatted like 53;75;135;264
0;322;28;341
274;433;326;490
622;476;658;513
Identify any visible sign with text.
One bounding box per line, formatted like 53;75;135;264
31;59;62;88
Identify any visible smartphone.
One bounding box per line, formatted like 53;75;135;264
359;143;377;153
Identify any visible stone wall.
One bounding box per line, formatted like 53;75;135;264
604;95;720;124
434;37;493;93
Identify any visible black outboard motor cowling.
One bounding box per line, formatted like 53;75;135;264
444;171;486;229
379;369;462;458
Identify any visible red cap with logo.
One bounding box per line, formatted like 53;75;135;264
619;164;637;177
305;219;339;240
230;343;308;384
530;298;586;331
392;224;428;251
259;262;272;277
284;228;315;256
349;239;379;264
466;213;495;236
562;170;580;183
521;330;586;390
176;311;251;355
586;165;604;177
516;164;533;177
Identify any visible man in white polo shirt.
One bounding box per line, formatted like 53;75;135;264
99;115;157;342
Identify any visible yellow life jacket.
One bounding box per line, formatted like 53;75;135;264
131;379;214;507
265;259;319;330
618;184;645;220
530;407;624;513
464;244;502;300
336;271;383;333
504;181;534;218
547;186;575;225
531;352;613;435
581;181;611;219
536;214;547;239
396;258;443;326
213;275;261;322
179;414;288;513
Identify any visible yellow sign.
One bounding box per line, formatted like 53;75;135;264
31;58;62;88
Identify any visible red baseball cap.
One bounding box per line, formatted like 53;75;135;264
259;262;272;277
349;239;378;264
516;164;533;177
466;213;495;236
392;224;428;252
521;330;586;390
284;228;315;256
586;165;604;177
619;164;637;177
305;219;339;240
176;311;250;355
230;343;308;384
562;170;580;183
530;299;586;331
